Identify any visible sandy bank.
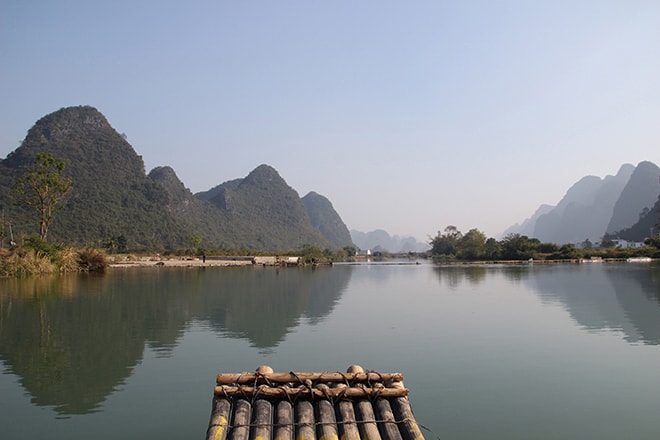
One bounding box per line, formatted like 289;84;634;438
108;256;255;268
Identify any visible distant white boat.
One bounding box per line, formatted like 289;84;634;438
626;257;653;263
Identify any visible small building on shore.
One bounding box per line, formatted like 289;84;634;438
611;239;644;249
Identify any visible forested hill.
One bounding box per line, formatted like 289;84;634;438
0;106;351;252
301;191;353;249
195;164;333;251
0;106;183;249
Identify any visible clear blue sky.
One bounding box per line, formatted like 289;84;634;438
2;1;659;240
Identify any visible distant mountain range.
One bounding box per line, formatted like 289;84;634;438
0;106;353;251
350;229;430;253
502;161;660;244
4;106;656;251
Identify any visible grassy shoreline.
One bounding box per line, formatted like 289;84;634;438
0;244;108;277
3;242;657;278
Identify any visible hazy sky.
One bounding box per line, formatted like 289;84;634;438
2;1;659;241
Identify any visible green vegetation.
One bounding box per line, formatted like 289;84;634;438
286;244;351;264
13;153;72;240
0;107;347;253
0;210;7;248
430;226;660;262
301;191;354;248
3;106;656;267
0;237;108;277
0;106;185;250
645;235;660;249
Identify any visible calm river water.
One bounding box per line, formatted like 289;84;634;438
1;261;659;439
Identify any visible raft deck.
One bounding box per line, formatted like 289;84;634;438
206;365;425;440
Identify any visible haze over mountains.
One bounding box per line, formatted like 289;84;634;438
502;161;660;244
1;106;657;252
0;106;352;251
350;229;429;253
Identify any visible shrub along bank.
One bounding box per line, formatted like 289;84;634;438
0;238;108;277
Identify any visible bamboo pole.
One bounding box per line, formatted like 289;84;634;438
333;384;360;440
391;397;425;440
374;398;403;440
296;400;316;440
250;399;272;440
206;398;231;440
208;367;423;440
274;401;293;440
228;399;251;440
315;385;338;440
216;372;403;385
355;399;382;440
214;385;408;399
390;381;425;440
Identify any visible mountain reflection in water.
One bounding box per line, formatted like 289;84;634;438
0;266;350;415
2;261;659;431
433;263;660;345
531;264;660;345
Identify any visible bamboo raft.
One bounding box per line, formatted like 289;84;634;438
206;365;425;440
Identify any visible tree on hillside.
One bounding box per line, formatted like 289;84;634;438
13;153;72;241
656;195;660;232
0;211;6;248
644;235;660;249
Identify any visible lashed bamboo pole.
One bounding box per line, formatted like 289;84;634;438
315;385;338;440
216;372;403;385
206;397;231;440
355;399;382;440
250;399;272;440
228;399;251;440
296;400;316;440
214;385;408;399
374;398;403;440
333;384;360;440
390;381;425;440
274;401;293;440
208;366;424;440
391;397;425;440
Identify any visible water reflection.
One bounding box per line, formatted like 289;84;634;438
194;267;350;345
606;266;660;344
432;265;489;288
527;264;660;344
0;266;351;415
432;263;660;345
0;273;141;415
432;264;544;288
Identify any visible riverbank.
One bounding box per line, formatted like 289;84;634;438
1;246;327;276
0;244;107;277
108;255;254;268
